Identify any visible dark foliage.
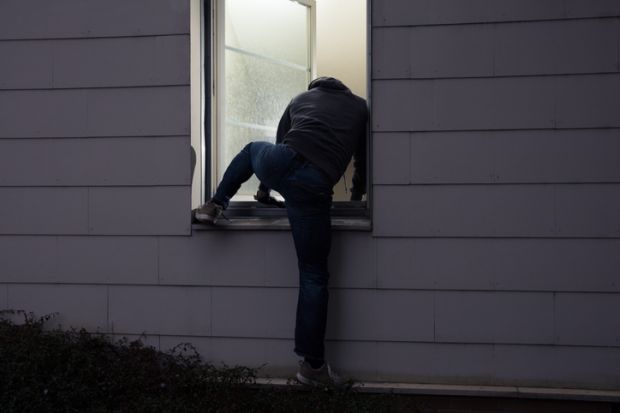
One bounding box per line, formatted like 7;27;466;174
0;310;419;413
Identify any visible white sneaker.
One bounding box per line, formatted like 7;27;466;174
195;200;224;224
296;360;345;387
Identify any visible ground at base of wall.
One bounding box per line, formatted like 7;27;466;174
400;395;618;413
255;379;619;413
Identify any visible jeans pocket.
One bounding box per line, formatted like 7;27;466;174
289;165;333;199
291;181;326;197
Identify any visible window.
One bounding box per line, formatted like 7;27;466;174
215;0;314;201
191;0;369;222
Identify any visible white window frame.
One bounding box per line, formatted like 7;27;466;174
190;0;205;209
211;0;316;204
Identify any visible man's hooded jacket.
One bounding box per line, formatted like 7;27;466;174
275;77;368;199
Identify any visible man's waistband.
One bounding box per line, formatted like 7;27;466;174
284;143;307;163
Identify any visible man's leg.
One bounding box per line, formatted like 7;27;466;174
196;141;296;223
211;141;295;209
288;203;332;362
211;141;267;208
280;162;334;362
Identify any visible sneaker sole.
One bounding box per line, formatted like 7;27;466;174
296;372;322;387
195;212;218;224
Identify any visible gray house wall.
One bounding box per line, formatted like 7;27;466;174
1;0;619;391
0;0;192;235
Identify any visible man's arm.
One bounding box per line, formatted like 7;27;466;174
350;111;368;201
275;101;292;144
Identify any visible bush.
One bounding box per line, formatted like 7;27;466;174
0;310;419;412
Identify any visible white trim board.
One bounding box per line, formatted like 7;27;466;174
254;378;620;403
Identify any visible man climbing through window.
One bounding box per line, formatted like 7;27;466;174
195;77;368;387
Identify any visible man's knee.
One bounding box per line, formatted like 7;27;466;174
298;262;329;283
241;142;254;153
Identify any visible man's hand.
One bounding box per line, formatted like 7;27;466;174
350;192;363;201
254;189;286;208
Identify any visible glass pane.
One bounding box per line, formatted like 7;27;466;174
225;0;309;67
225;49;308;128
219;0;311;203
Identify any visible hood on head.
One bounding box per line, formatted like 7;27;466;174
308;76;349;91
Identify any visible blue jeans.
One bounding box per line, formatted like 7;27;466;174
213;141;333;360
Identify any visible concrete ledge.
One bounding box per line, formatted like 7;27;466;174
192;217;372;231
254;378;620;403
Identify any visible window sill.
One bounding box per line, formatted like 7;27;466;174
192;216;371;232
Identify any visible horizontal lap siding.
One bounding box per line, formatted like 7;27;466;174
373;74;620;132
368;0;620;390
0;1;191;235
171;337;620;388
376;343;620;389
3;232;620;389
3;282;619;348
375;238;620;292
409;130;620;184
0;187;190;235
0;236;159;284
0;137;190;186
433;292;554;344
0;188;89;234
207;289;618;348
88;187;191;235
158;231;377;289
0;87;190;138
372;7;620;239
374;184;620;237
375;130;620;184
142;334;620;389
4;284;108;332
0;0;190;39
108;285;211;336
373;0;620;27
373;19;619;79
3;234;618;294
0;36;189;89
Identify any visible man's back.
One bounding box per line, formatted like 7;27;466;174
276;77;368;194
